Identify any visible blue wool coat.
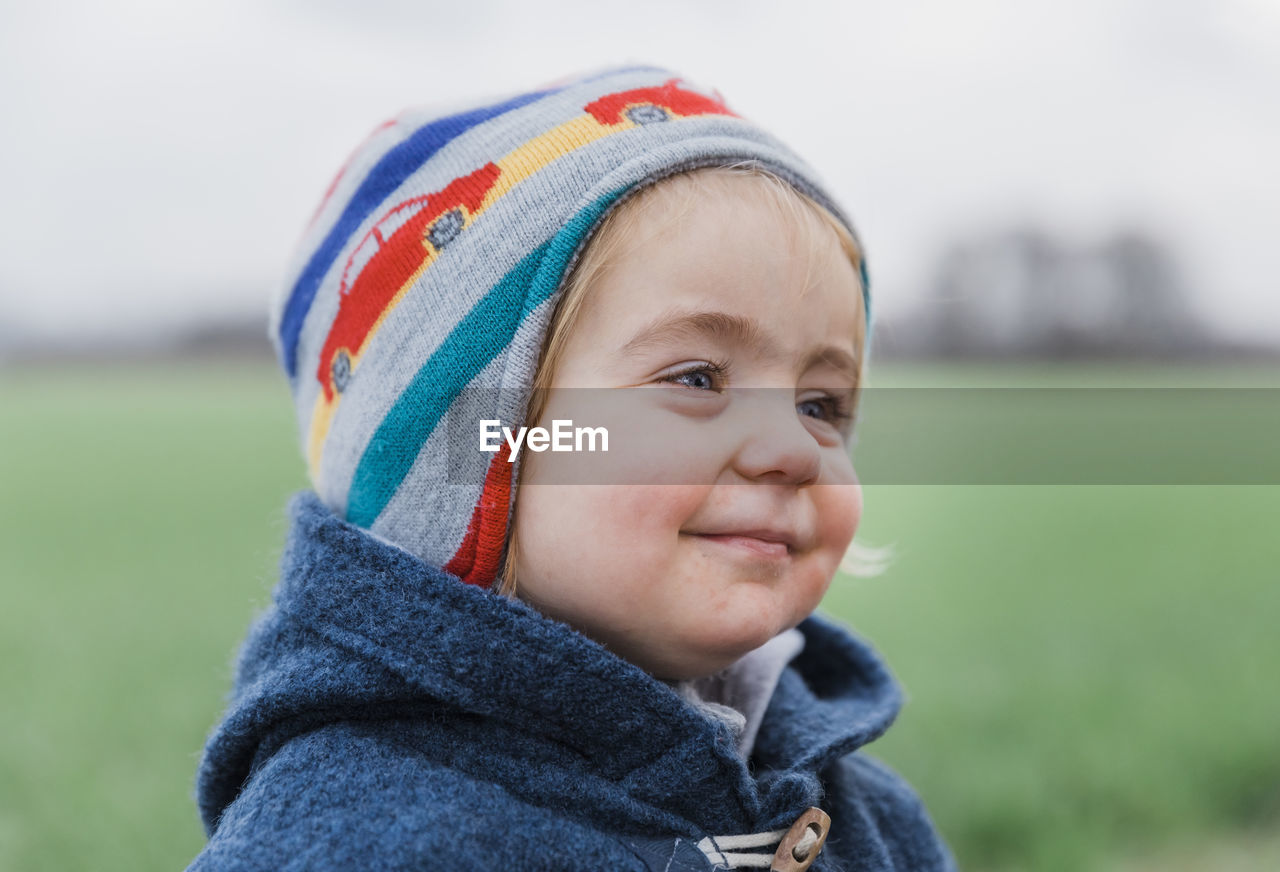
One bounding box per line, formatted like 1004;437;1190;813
187;492;958;871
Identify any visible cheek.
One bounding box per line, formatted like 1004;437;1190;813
510;483;711;644
514;484;708;571
819;482;862;552
605;484;706;534
815;454;863;562
788;481;860;626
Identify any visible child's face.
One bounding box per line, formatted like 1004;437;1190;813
511;180;863;681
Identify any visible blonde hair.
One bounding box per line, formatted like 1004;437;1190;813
495;164;893;597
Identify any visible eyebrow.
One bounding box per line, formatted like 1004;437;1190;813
621;308;861;381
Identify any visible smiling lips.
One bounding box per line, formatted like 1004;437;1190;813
688;529;798;559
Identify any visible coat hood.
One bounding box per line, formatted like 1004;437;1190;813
195;490;905;841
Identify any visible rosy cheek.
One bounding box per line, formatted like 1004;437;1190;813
817;446;861;522
818;480;863;555
603;485;705;535
844;483;864;541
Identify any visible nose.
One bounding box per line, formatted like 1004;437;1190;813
728;388;823;486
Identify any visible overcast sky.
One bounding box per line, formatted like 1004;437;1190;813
1;0;1277;345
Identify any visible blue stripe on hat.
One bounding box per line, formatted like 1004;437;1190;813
278;88;560;380
346;186;628;528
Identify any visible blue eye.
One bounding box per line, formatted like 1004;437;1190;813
798;395;854;425
657;361;729;392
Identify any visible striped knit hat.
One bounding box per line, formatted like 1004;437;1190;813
269;63;872;589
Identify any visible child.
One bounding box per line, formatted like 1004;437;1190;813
188;65;958;871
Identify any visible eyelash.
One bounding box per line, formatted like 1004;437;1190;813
658;358;732;392
657;360;855;426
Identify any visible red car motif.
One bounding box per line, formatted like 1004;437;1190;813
316;162;503;402
584;77;737;126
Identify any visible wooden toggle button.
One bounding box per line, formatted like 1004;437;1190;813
770;807;831;872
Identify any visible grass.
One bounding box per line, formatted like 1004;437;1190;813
830;484;1280;870
0;359;1276;871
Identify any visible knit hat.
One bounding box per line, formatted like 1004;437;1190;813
269;63;872;589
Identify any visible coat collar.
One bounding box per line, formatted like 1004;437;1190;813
210;490;904;833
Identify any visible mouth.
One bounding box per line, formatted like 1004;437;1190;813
686;532;793;559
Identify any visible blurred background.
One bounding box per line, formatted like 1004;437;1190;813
1;1;1277;870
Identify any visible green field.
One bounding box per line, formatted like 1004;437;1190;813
2;360;1277;871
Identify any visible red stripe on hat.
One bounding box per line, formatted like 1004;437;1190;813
444;444;514;588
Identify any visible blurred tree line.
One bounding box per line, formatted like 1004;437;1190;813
874;225;1262;360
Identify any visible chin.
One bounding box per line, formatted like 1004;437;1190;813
718;597;798;647
689;625;783;675
640;635;761;682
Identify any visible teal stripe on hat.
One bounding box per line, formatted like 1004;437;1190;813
346;185;630;528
